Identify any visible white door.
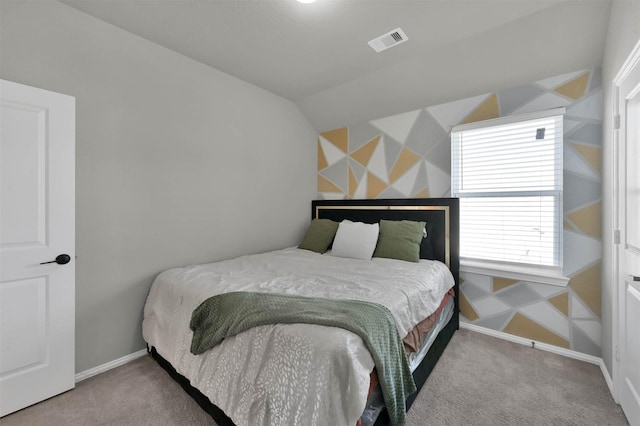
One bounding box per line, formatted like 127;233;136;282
616;43;640;426
0;80;75;416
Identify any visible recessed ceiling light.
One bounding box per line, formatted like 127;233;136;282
297;0;317;3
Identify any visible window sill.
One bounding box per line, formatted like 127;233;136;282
460;259;570;287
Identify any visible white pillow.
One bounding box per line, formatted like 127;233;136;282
331;220;380;260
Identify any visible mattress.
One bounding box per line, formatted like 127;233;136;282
142;247;455;426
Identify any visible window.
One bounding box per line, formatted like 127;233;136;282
451;108;564;271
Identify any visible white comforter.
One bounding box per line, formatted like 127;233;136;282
142;248;454;426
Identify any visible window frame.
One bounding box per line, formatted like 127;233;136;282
451;107;569;286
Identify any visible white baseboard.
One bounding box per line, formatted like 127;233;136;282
599;358;615;397
75;348;148;383
460;322;602;365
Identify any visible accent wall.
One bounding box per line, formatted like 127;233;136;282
317;69;603;356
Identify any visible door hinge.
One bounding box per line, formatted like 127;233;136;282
614;229;621;245
614;114;620;130
615;345;620;361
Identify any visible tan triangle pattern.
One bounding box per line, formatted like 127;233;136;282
554;72;589;100
459;291;479;321
461;94;499;124
414;188;430;198
568;262;601;318
567;201;601;238
367;172;387;199
351;136;380;167
318;175;343;193
320;127;349;153
348;166;358;198
493;277;520;292
549;293;569;317
389;147;421;183
318;140;328;171
564;219;576;230
572;143;601;172
504;313;570;348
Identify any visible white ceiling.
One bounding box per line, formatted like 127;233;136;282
61;0;612;131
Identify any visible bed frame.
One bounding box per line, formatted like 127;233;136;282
150;198;459;426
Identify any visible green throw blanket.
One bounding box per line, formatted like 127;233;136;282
190;291;416;426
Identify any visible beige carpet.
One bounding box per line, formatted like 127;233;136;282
2;329;629;426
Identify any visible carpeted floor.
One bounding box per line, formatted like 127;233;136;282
2;329;629;426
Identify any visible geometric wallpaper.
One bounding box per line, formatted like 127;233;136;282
317;69;603;356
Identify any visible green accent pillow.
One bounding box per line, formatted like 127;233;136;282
298;219;339;253
373;220;426;262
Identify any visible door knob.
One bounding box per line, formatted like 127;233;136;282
40;254;71;265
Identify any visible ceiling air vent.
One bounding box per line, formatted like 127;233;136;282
368;28;408;53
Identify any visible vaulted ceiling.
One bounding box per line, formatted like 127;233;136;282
61;0;612;131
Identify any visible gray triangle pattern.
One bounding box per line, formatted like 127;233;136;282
411;161;429;196
348;159;366;183
379;186;405;199
566;90;603;121
564;172;601;211
568;123;602;146
424;135;452;174
383;135;404;175
349;122;382;153
463;282;491;301
405;109;447;155
588;68;602;93
571;324;601;357
474;311;515;332
498;84;546;116
320;157;349;193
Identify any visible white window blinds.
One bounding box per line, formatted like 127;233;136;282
451;108;564;268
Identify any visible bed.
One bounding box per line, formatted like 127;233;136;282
143;198;459;426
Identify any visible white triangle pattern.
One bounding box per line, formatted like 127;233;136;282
472;296;511;317
472;274;492;293
367;138;389;184
319;136;347;167
320;193;345;200
511;92;573;115
563;119;583;135
570;294;596;319
527;282;565;299
564;143;599;179
573;319;601;346
566;91;603;121
563;230;602;277
353;176;367;199
535;70;587;89
392;162;421;197
370;109;421;144
425;161;450;197
427;93;491;131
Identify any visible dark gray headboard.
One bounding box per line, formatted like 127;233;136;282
312;198;458;267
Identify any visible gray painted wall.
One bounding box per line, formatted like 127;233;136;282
0;0;317;373
601;0;640;378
